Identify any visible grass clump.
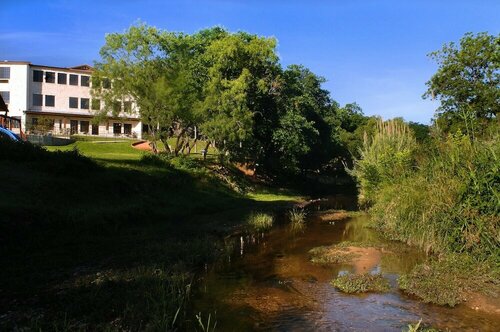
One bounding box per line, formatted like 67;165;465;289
309;246;359;264
247;212;274;231
288;208;306;233
331;273;390;293
288;208;306;224
405;320;440;332
398;253;499;307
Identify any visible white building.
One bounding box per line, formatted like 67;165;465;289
0;60;142;138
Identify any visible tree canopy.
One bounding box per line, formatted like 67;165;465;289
92;23;368;177
424;32;500;136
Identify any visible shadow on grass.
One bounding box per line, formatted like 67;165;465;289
0;140;289;330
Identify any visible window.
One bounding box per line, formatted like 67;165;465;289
91;99;101;110
113;101;121;113
80;98;90;109
69;97;78;108
0;91;9;104
124;123;132;135
0;67;10;79
81;75;90;87
33;94;43;106
33;70;43;82
113;123;122;135
45;95;55;107
70;120;78;134
103;78;111;89
124;101;132;113
45;71;55;83
58;73;67;84
69;74;78;85
80;121;89;134
91;124;99;135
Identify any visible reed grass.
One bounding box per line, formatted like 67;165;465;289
247;212;274;231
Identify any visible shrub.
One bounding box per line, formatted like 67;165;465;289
350;119;417;206
171;154;201;170
371;134;500;260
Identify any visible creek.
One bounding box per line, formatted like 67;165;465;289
192;196;499;331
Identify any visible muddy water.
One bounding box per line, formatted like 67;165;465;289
192;202;499;331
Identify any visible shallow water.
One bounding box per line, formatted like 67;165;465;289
192;198;499;331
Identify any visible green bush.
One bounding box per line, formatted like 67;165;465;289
171;154;202;170
371;134;500;260
350;119;417;206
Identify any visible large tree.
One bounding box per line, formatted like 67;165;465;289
423;32;500;136
196;31;280;159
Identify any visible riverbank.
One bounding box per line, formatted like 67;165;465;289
0;139;304;330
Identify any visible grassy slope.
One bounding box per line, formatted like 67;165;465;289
0;139;301;330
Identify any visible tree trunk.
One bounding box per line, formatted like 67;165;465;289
159;137;172;154
174;127;189;156
203;141;211;160
187;137;198;154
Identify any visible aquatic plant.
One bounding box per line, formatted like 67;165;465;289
247;212;274;231
287;208;306;233
331;273;390;293
195;312;217;332
288;208;306;224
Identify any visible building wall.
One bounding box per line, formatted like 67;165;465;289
28;66;94;115
0;61;142;139
0;63;29;119
26;113;142;138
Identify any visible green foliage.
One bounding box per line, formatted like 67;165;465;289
424;32;500;136
370;134;500;259
331;273;390;293
350;119;417;206
170;154;203;170
247;212;274;231
272;108;318;173
93;22;366;178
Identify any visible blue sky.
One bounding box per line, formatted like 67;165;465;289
1;1;499;123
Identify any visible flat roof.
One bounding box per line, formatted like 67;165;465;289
1;60;31;65
1;60;93;73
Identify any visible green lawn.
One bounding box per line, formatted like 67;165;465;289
45;137;304;202
46;139;143;161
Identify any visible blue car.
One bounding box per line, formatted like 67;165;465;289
0;126;20;141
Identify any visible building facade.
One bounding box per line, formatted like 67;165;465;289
0;61;142;138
